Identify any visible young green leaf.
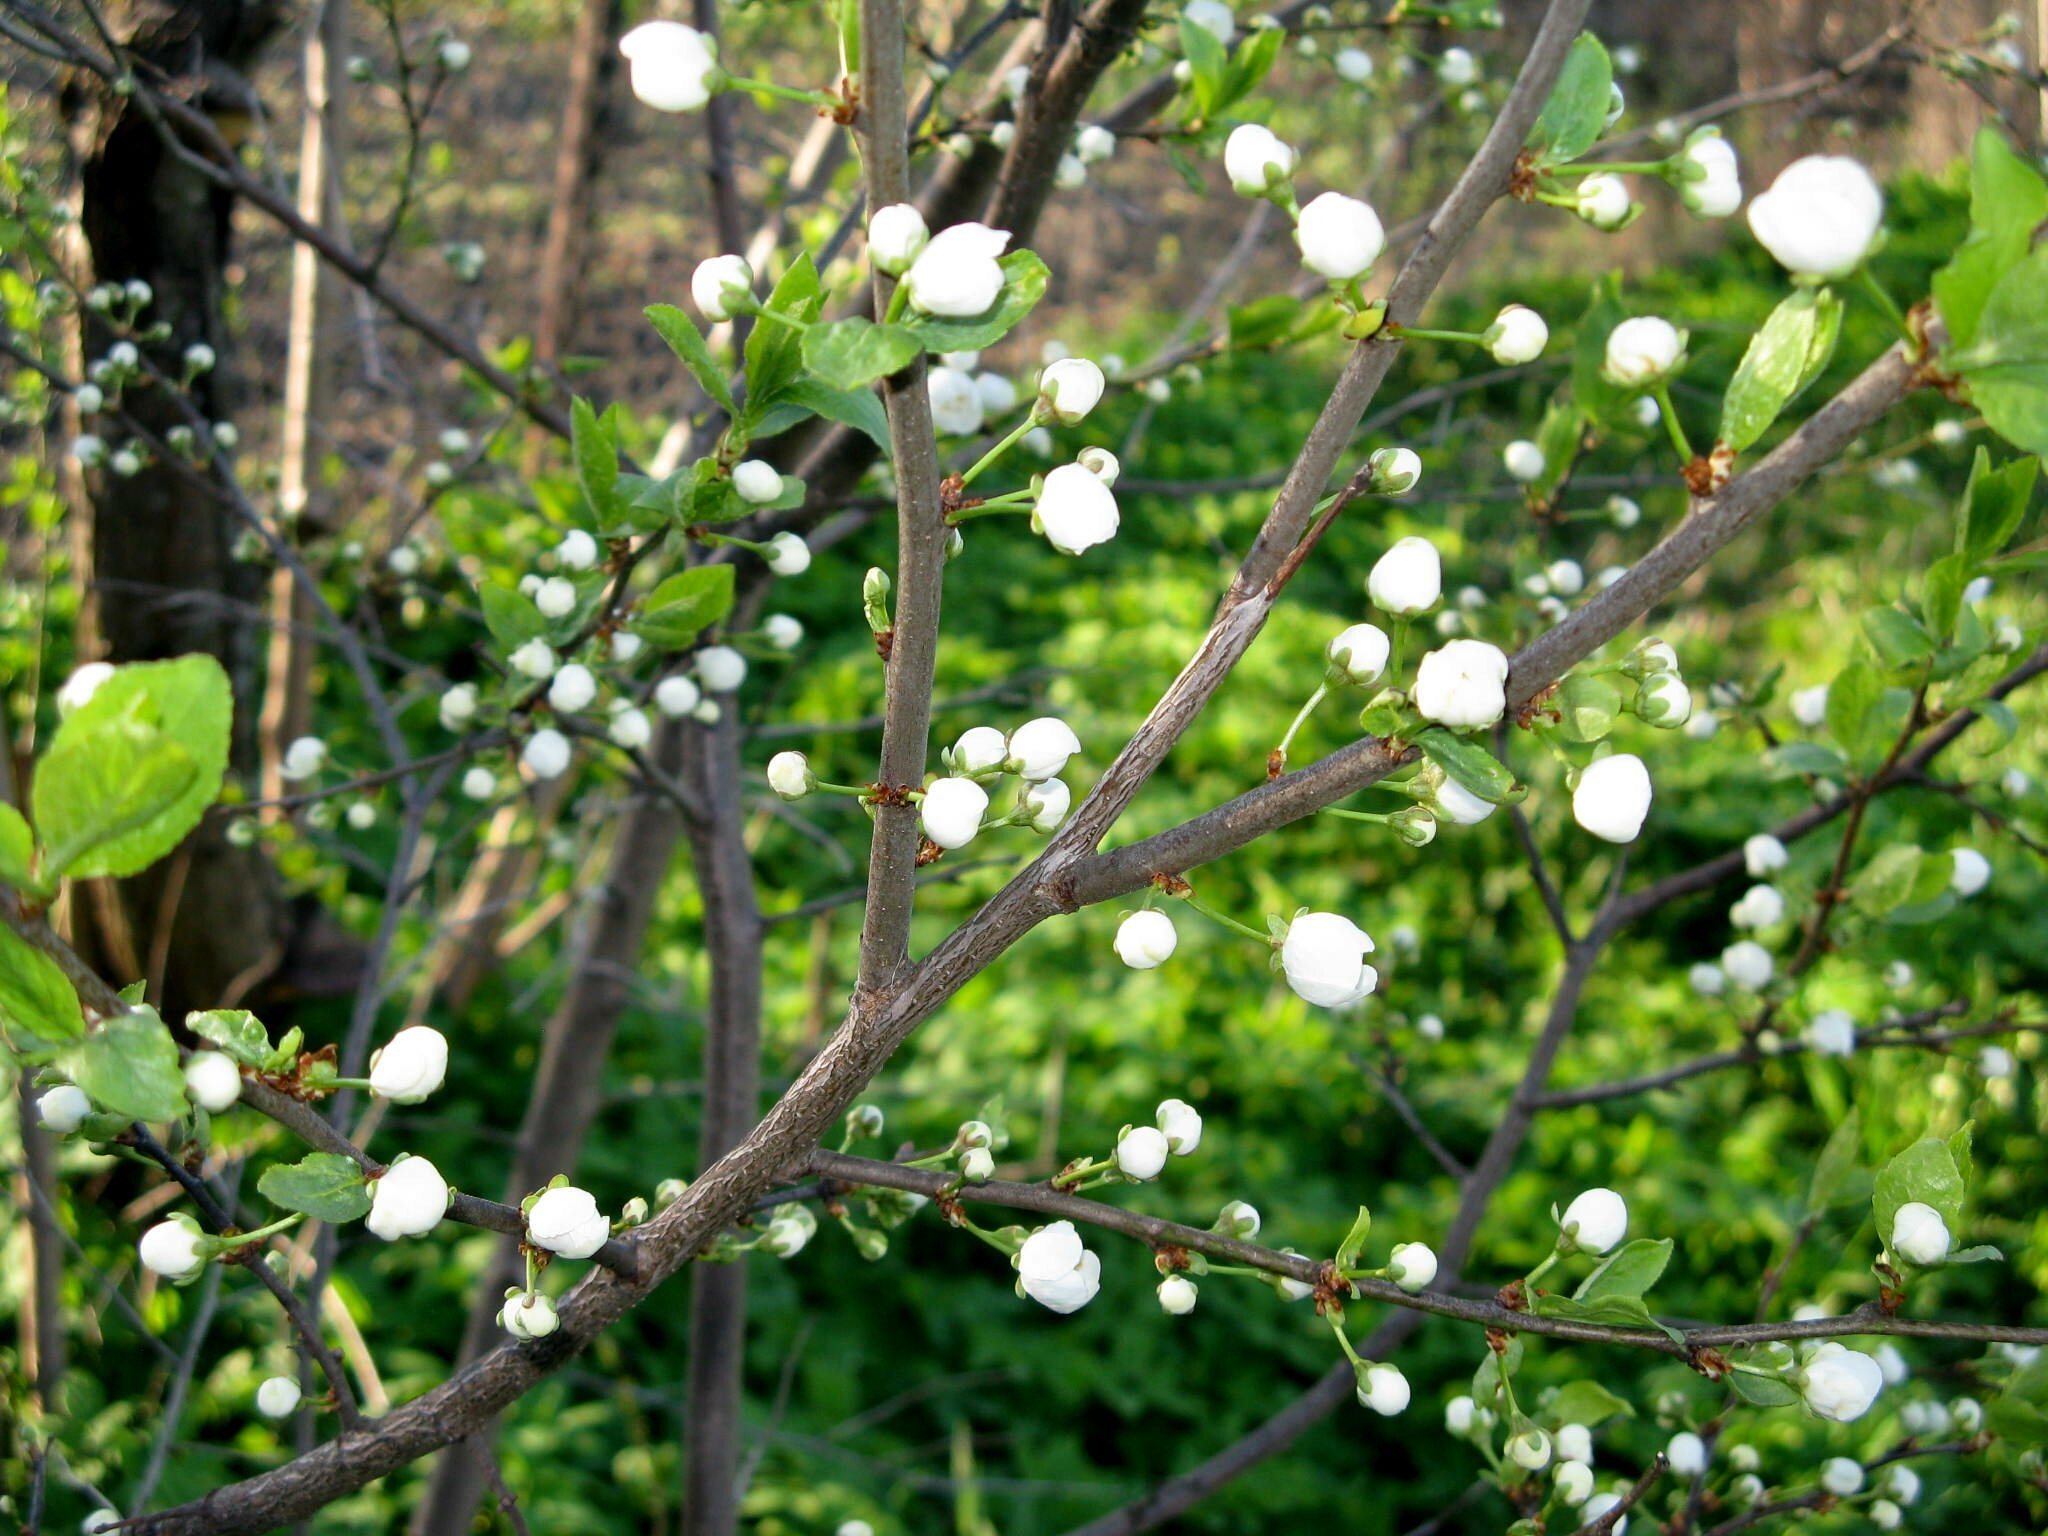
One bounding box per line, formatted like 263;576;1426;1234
646;303;738;415
1574;1238;1673;1303
1954;249;2048;457
479;581;551;652
1550;674;1622;744
1416;729;1520;803
570;397;620;523
0;803;34;892
1872;1135;1967;1243
259;1152;373;1223
0;923;83;1045
743;253;825;422
63;1008;189;1123
1804;1107;1864;1216
801;318;925;391
785;378;893;453
1177;15;1228;116
1334;1205;1372;1271
189;1008;273;1067
1933;127;2048;351
1956;447;2038;563
1544;1380;1634;1429
631;566;737;648
33;722;199;882
1526;33;1613;166
1717;287;1843;454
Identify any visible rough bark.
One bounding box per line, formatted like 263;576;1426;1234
533;0;623;362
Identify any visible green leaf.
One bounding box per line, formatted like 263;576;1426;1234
1570;274;1633;428
1872;1135;1967;1246
479;581;549;652
1550;674;1622;744
785;377;893;453
1218;25;1286;113
1861;606;1937;670
1956;446;2038;562
1530;1291;1683;1342
1727;1370;1803;1408
1178;15;1229;115
1334;1204;1372;1271
38;657;231;880
1575;1238;1672;1302
1526;33;1613;166
188;1008;272;1067
1763;741;1846;780
570;397;620;524
1849;843;1923;915
1922;552;1969;641
1543;1380;1634;1429
258;1152;372;1223
646;303;738;416
1945;1243;2004;1265
801;318;925;391
631;565;737;648
63;1008;188;1122
900;251;1051;354
0;923;82;1044
1228;294;1304;351
1528;399;1587;503
33;721;199;882
1416;728;1519;803
1804;1108;1863;1216
1933;128;2048;351
743;253;825;421
1717;288;1843;454
0;802;33;889
1957;248;2048;457
1823;660;1880;761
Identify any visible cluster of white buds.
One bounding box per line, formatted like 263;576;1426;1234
923;716;1081;849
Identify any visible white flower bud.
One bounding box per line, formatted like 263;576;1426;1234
1327;623;1391;685
1017;1220;1101;1313
1155;1097;1202;1154
527;1184;611;1258
1980;1044;2015;1078
695;645;747;692
920;776;989;849
1181;0;1236;44
1507;1426;1552;1470
183;1050;242;1113
867;203;931;275
1747;155;1883;277
1555;1423;1593;1463
1279;912;1377;1008
763;613;804;651
1115;909;1178;969
1503;439;1546;482
1487;304;1549;365
1077;445;1120;486
366;1155;450;1240
1721;939;1774;990
522;729;572;780
1369;446;1422;495
500;1290;560;1340
1819;1456;1864;1496
620;21;721;112
140;1216;209;1282
254;1374;303;1419
510;639;558;679
1803;1008;1855;1058
1335;46;1373;82
1296;192;1386;281
1075;123;1116;164
1357;1362;1411;1416
1554;1460;1595;1505
1157;1274;1198;1314
1367;536;1442;615
1386;1241;1436;1292
1039;357;1106;423
1636;672;1690;727
1572;753;1653;844
1216;1199;1260;1237
608;706;652;750
765;532;811;576
1891;1201;1951;1265
1576;173;1631;229
1679;130;1743;218
280;735;328;782
733;460;784;505
533;577;578;619
1224;123;1297;197
961;1146;995;1181
1445;1395;1479;1435
461;766;497;800
1882;1464;1921;1503
1115;1124;1170;1180
548;663;597;713
655;674;703;716
1742;833;1789;878
1871;1498;1902;1530
439;683;480;732
1800;1343;1884;1421
766;752;814;800
1950;847;1991;896
976;373;1020;417
1666;1431;1708;1475
1559;1187;1627;1253
1414;639;1509;728
74;383;105;414
903;222;1012;319
1429;773;1496;827
927;365;986;436
38;1084;92;1133
760;1203;816;1257
1022;777;1070;832
1035;463;1120;555
690;253;754;323
1007;717;1080;781
1604;316;1683;386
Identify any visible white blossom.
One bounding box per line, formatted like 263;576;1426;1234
1279;912;1378;1008
1436;46;1476;85
183;1050;242;1113
1503;439;1546;482
1038;357;1106;422
1156;1098;1202;1154
1882;1464;1921;1503
280;736;328;782
1036;463;1121;555
367;1028;449;1106
655;674;703;717
768;751;813;800
1800;1342;1884;1421
528;1184;611;1258
461;766;497;800
765;532;811;576
1636;672;1690;726
510;639;558;679
37;1084;92;1133
1730;883;1786;929
1666;1431;1708;1475
1744;833;1789;877
920;777;989;849
1115;1125;1170;1180
1370;446;1422;495
140;1217;208;1282
1414;640;1510;728
867;203;930;274
927;366;986;436
1007;717;1081;780
366;1155;451;1240
1891;1201;1952;1265
760;1203;816;1257
256;1375;303;1418
1980;1044;2015;1079
500;1291;561;1340
608;707;652;750
1604;316;1683;386
534;576;577;618
1555;1423;1593;1463
904;222;1012;318
1327;622;1391;685
1224;124;1297;197
1803;1009;1856;1058
1487;304;1549;365
1679;130;1743;218
1554;1461;1594;1505
1950;847;1991;896
1507;1427;1552;1469
732;460;783;505
763;613;804;651
1576;173;1631;229
690;254;753;322
619;21;720;112
695;645;748;692
548;664;597;713
522;729;572;780
1115;910;1179;969
1386;1241;1436;1293
1820;1456;1864;1496
1296;192;1386;281
1157;1274;1199;1314
1367;536;1442;615
1559;1187;1627;1253
1747;156;1884;277
976;372;1020;416
1357;1363;1411;1415
961;1146;995;1181
1790;682;1829;727
1335;46;1374;81
1430;774;1497;827
1017;1220;1101;1313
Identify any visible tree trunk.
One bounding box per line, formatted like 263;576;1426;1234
534;0;624;362
63;0;306;1016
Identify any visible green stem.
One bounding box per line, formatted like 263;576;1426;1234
1388;616;1411;683
1651;382;1695;464
1326;1309;1366;1370
1523;1250;1561;1292
737;301;811;332
1050;1156;1107;1190
1177;890;1274;946
524;1249;540;1296
722;76;842;109
1549;159;1671;177
960;413;1042;488
810;779;875;798
1390;326;1486;345
948;496;1034;525
1855;266;1914;345
883;282;911;325
1274;682;1331;769
1319;807;1394;825
221;1214;304;1250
